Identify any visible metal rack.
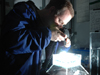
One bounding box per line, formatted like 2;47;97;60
90;32;100;75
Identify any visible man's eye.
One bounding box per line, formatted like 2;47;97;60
59;19;63;25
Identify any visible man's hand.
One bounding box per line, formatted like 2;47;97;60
50;27;67;42
64;38;71;47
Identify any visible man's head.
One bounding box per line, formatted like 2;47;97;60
38;0;74;41
45;0;74;28
45;0;74;17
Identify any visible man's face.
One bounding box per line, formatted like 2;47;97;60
48;8;72;42
54;9;72;28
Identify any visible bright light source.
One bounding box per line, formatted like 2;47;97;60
53;52;82;69
73;70;80;75
59;51;67;55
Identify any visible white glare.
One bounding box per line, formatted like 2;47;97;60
53;52;82;68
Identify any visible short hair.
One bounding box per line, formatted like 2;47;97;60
45;0;74;18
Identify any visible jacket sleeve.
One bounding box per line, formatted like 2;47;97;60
1;2;51;54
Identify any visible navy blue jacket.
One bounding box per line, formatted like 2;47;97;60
0;1;51;75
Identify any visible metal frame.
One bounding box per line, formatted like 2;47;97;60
90;32;100;75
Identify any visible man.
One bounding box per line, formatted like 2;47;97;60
0;0;74;75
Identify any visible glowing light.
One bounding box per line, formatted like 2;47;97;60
53;52;82;68
59;51;67;55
